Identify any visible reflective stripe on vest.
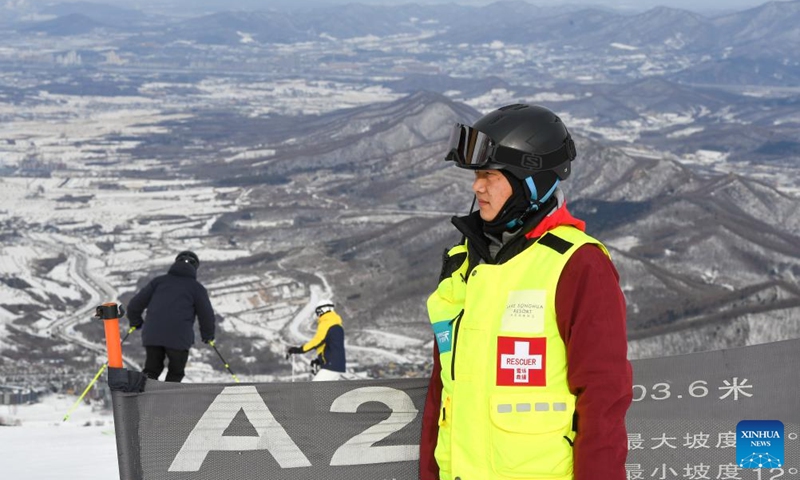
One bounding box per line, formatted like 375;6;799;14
427;225;609;480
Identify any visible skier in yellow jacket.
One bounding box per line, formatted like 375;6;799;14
286;299;346;381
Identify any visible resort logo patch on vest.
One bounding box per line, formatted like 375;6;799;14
496;336;546;386
432;320;453;353
500;290;546;333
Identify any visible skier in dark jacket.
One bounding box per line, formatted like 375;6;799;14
127;251;215;382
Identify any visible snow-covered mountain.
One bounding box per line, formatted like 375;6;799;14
2;88;800;385
14;0;800;55
2;0;800;388
107;93;800;358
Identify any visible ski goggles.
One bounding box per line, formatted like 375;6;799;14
444;123;575;173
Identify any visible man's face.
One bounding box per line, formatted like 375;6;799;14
472;169;513;222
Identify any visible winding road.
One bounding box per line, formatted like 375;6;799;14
25;232;141;370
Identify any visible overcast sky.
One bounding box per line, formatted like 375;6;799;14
377;0;767;15
321;0;768;8
24;0;774;14
222;0;766;10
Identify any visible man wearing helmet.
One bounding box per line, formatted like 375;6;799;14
285;299;346;381
420;105;632;480
126;251;216;382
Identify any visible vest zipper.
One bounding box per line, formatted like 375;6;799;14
449;309;464;380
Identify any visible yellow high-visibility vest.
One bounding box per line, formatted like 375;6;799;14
427;225;609;480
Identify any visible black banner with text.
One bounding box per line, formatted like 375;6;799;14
110;339;800;480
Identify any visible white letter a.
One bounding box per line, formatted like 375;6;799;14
169;385;311;471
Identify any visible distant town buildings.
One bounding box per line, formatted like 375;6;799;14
103;50;125;65
0;385;47;405
56;50;81;66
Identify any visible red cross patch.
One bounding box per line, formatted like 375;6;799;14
496;336;546;387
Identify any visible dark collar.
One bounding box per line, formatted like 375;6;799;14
168;261;197;279
451;197;558;266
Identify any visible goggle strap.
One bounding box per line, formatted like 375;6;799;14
493;137;574;171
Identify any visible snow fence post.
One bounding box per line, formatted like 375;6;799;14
96;302;124;368
98;302;146;480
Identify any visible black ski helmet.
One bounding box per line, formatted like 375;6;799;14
445;104;577;228
445;103;576;182
175;251;200;269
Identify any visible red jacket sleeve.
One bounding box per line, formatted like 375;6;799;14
556;244;633;480
419;341;442;480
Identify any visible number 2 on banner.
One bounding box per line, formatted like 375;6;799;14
330;386;420;465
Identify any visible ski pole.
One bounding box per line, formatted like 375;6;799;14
63;325;137;422
208;340;240;383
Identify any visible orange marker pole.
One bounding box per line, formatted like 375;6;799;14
97;302;123;369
